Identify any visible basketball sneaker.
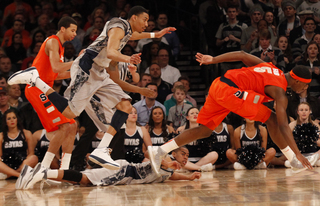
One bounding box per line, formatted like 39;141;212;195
148;146;167;177
200;163;215;172
233;162;246;170
290;153;319;173
284;160;291;168
255;162;267;169
24;163;48;189
8;67;39;86
88;147;120;170
0;172;7;180
15;165;33;189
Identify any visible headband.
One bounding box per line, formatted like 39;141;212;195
289;70;311;83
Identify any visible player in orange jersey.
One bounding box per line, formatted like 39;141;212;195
15;16;78;189
148;51;318;176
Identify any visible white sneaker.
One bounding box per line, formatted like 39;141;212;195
16;165;33;189
0;172;7;180
24;163;48;189
147;146;167;177
200;163;214;172
88;147;119;170
255;162;267;169
284;160;291;168
233;162;246;170
8;66;39;86
290;153;319;173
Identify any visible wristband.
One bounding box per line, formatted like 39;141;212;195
150;32;155;38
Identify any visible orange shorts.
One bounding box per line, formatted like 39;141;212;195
25;86;75;132
197;78;271;130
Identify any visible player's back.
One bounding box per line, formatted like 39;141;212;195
224;62;288;102
32;35;64;87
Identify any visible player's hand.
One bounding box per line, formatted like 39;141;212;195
296;153;313;170
189;172;201;180
127;64;137;74
129;53;141;64
167;161;181;170
156;27;176;37
139;87;156;98
195;52;214;65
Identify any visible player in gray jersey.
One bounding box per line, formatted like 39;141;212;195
16;147;201;189
8;6;176;183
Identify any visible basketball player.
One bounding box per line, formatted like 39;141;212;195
148;51;319;176
9;6;175;180
14;17;79;190
18;147;201;189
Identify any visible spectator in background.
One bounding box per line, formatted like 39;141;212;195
127;40;138;52
297;0;320;23
0;109;37;179
277;0;299;37
156;12;180;57
30;14;50;38
264;11;277;38
178;76;197;108
2;0;35;29
5;33;26;68
292;17;317;63
146;106;174;146
241;5;264;52
0;56;16;79
272;0;285;26
250;29;285;71
274;35;294;72
296;41;320;97
72;13;86;45
82;28;102;49
64;42;77;62
7;84;27;110
167;85;193;130
0;75;7;87
164;81;194;115
145;48;181;85
137;27;169;53
85;16;105;37
84;7;110;31
2;20;32;49
0;48;6;58
27;30;46;57
149;63;172;104
0;87;19;130
21;41;42;71
133;83;166;126
42;2;59;26
287;86;320;121
288;10;316;45
128;73;152;104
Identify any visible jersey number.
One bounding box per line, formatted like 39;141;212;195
253;66;280;76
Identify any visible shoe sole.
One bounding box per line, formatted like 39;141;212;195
88;155;120;170
16;165;31;189
147;146;161;177
8;67;37;86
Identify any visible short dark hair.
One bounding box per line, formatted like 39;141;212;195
140;73;151;81
304;17;316;25
172;146;188;154
128;6;148;20
173;85;186;93
291;65;312;80
146;82;157;88
58;16;77;30
178;76;190;84
259;29;271;40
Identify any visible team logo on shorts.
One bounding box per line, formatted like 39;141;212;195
234;90;243;98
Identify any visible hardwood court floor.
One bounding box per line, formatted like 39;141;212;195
1;167;320;206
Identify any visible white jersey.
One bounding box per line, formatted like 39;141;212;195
86;17;132;68
82;160;173;186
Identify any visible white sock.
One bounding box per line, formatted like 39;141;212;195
97;133;113;148
160;139;179;153
281;146;295;162
35;78;50;94
47;170;59;179
42;152;55;168
60;153;71;170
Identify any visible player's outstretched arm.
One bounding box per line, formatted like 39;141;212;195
195;51;265;67
130;27;176;40
169;171;201;180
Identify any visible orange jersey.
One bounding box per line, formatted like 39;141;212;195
32;35;64;87
224;62;288;102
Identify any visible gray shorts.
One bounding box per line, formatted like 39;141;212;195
64;54;131;132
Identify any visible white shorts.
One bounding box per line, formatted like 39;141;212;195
64;53;131;131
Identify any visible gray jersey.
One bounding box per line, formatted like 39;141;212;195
82;160;173;186
86;17;132;68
